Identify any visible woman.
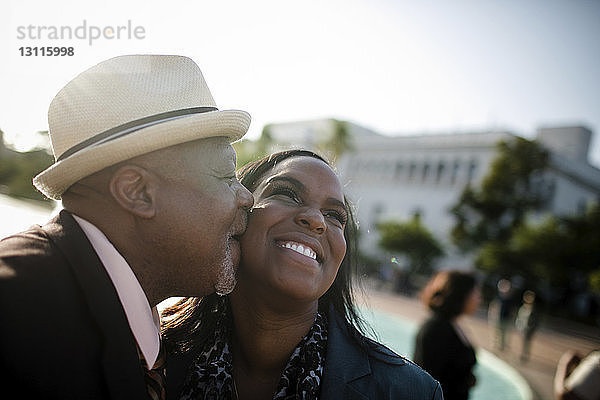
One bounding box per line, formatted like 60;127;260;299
163;150;442;399
413;270;481;400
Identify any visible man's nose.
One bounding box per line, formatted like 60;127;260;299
236;181;254;210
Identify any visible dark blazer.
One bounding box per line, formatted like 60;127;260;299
166;308;443;400
0;210;149;400
321;310;443;400
413;314;476;400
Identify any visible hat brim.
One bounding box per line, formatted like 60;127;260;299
34;109;250;200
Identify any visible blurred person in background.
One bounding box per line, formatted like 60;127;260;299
514;290;540;362
488;278;514;350
414;270;481;400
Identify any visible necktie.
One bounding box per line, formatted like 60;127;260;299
138;340;167;400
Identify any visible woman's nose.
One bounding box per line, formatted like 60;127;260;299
295;207;326;233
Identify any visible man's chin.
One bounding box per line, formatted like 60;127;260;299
230;237;241;269
214;275;236;296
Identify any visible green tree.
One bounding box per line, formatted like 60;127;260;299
450;138;549;275
256;124;274;156
450;136;600;311
232;139;256;169
233;124;275;169
377;214;444;277
507;205;600;288
321;119;353;162
0;148;54;203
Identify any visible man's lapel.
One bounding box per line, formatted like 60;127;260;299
44;210;148;400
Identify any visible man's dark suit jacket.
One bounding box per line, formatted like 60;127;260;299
0;210;149;399
166;308;443;400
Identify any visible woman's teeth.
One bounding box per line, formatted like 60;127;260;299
281;242;317;260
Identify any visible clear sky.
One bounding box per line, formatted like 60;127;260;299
2;0;599;167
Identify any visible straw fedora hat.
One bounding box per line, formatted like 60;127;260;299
33;54;250;200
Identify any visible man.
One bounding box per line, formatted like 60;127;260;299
0;55;254;399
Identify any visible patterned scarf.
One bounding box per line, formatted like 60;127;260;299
179;312;328;400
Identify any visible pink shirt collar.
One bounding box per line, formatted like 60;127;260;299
72;214;160;369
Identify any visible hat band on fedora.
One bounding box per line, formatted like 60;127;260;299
57;106;218;162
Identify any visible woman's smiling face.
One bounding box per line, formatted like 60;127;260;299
237;156;348;302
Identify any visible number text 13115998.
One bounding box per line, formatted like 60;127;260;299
19;47;75;56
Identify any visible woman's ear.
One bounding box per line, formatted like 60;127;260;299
109;165;158;218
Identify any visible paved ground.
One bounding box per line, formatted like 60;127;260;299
362;288;600;400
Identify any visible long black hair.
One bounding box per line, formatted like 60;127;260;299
162;149;368;354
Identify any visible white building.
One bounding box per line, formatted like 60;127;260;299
268;121;600;268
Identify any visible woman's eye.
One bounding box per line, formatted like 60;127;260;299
325;210;347;227
272;188;299;202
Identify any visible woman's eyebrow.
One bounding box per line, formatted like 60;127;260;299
264;175;305;191
328;198;348;212
264;174;347;211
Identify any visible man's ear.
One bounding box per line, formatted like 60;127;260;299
109;165;158;218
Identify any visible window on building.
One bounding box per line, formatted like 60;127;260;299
451;160;460;185
422;163;430;183
436;162;445;183
395;161;404;180
408;162;417;181
467;159;478;182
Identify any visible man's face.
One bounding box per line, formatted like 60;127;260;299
149;137;253;296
